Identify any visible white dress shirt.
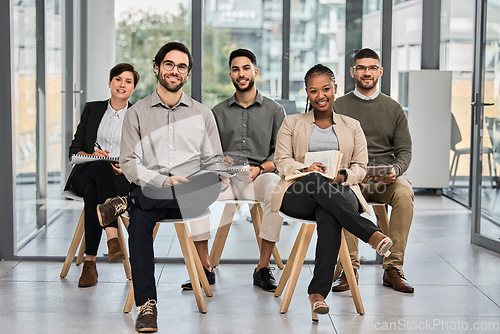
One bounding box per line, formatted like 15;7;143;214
95;101;128;157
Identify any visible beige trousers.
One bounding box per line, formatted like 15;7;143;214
190;173;283;242
344;176;414;271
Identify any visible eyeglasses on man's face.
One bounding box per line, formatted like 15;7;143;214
353;65;380;73
162;61;190;74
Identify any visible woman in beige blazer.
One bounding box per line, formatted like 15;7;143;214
272;64;392;318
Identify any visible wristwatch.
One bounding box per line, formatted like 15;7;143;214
257;165;265;175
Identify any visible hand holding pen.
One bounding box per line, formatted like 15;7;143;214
94;142;110;158
307;162;327;173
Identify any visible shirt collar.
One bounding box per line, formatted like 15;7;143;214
107;100;128;118
353;88;380;100
150;90;191;110
228;91;263;108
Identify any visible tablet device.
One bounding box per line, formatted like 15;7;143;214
366;165;393;176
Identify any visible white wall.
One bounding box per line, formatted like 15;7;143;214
86;0;115;101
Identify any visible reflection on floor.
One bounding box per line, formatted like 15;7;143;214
3;193;500;333
444;180;500;242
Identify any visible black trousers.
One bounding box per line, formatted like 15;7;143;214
280;173;380;298
128;173;221;306
71;161;129;256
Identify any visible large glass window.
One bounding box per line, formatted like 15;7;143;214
390;0;422;100
479;0;500;240
13;0;65;255
441;0;475;204
202;0;282;108
46;0;64;231
115;0;192;103
13;0;38;246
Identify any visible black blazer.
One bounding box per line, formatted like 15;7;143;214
65;100;131;191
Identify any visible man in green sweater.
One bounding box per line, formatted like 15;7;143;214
333;48;414;293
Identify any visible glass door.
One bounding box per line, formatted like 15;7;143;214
471;0;500;252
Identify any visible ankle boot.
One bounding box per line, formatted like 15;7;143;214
107;237;125;263
78;261;98;287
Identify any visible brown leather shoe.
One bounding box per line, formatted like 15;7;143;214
78;261;98;287
383;268;414;293
332;268;358;292
97;196;128;227
107;237;125;263
135;299;158;333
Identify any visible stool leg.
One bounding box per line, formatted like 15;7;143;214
187;226;213;297
275;223;307;297
175;222;207;313
76;234;86;265
60;209;85;278
339;230;365;315
250;203;263;250
333;261;343;281
123;223;160;313
279;223;315;314
209;203;239;267
250;203;284;270
117;217;132;280
123;283;135;313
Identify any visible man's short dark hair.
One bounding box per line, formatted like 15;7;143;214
153;42;193;74
352;48;380;65
229;48;257;68
109;63;140;88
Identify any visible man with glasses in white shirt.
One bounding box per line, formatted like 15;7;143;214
97;42;226;333
333;48;415;294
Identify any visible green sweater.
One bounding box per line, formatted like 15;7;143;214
333;91;412;177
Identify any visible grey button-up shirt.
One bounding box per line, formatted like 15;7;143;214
120;91;224;188
212;92;286;166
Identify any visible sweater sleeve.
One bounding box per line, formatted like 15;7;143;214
392;105;412;176
342;120;368;186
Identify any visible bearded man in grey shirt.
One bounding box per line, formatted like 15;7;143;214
184;49;286;292
97;42;227;333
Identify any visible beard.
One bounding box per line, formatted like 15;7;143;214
158;73;186;93
232;77;255;92
355;75;379;90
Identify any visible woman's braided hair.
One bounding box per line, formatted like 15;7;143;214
304;64;336;111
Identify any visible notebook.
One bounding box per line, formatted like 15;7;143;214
69;154;119;165
285;150;343;181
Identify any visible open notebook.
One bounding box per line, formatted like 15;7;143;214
285;150;343;181
68;154;119;165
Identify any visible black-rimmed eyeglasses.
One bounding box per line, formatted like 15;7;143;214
162;61;190;74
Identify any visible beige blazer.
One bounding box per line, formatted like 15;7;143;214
271;111;369;213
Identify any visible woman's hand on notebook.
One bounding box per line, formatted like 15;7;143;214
93;149;110;158
306;162;327;173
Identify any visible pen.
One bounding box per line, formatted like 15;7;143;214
95;142;103;151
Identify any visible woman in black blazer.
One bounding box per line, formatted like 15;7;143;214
68;63;139;287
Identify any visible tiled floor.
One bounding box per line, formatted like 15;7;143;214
2;193;500;333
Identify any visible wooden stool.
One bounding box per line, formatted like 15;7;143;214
274;214;365;316
333;202;390;280
209;200;284;269
121;210;213;314
59;191;131;280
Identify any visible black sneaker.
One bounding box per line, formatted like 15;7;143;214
135;299;157;333
181;267;215;290
253;267;278;292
